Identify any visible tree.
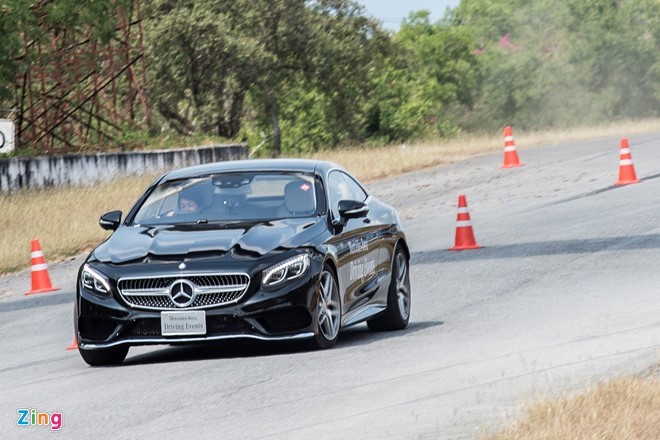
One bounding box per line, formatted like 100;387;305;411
146;0;387;155
0;1;21;102
368;11;478;140
145;0;262;138
248;0;389;154
451;0;660;131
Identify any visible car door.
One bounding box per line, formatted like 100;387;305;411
325;170;389;325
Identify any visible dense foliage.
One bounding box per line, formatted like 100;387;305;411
1;0;658;155
451;0;660;131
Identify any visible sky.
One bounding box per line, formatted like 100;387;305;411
355;0;461;31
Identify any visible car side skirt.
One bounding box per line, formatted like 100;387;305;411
342;304;387;328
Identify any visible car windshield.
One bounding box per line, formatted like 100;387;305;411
131;172;318;225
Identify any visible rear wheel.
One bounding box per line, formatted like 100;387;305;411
79;345;129;366
368;245;411;331
310;265;341;349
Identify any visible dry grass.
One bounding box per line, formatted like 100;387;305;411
307;135;499;182
482;374;660;440
0;174;158;274
303;118;660;182
1;118;659;273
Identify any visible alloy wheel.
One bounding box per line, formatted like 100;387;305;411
395;251;411;320
318;270;340;341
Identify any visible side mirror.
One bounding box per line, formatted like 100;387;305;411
337;200;369;220
99;210;122;231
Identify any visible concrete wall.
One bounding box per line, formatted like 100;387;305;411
0;144;247;192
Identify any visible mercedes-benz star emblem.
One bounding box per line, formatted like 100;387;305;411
178;262;186;270
169;280;195;307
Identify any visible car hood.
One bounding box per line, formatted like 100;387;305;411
93;218;327;264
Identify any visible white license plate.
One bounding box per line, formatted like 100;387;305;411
161;311;207;336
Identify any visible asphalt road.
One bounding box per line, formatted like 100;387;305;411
1;132;659;439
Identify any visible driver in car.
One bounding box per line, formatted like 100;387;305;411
179;193;201;213
165;188;203;217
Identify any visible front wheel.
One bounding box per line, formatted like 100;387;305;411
368;245;411;331
309;265;341;349
79;345;129;366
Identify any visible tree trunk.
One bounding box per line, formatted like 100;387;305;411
216;90;245;138
157;102;194;135
269;91;281;157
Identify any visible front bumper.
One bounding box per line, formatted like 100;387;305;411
79;332;315;349
76;272;319;350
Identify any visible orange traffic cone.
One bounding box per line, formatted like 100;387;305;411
449;195;482;250
614;138;639;186
25;239;60;295
66;337;78;351
501;126;523;168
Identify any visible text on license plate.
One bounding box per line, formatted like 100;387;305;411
160;311;207;336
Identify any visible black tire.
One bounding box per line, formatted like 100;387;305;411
309;265;341;349
368;245;411;331
79;345;129;366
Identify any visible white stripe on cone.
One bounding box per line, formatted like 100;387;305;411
620;148;630;154
456;221;473;227
504;146;517;152
457;207;470;213
619;159;633;166
504;136;514;142
31;251;44;258
31;263;49;271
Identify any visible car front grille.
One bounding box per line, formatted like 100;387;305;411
117;273;250;310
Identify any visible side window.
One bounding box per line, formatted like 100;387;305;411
328;171;346;219
340;173;368;202
158;193;178;216
328;171;368;219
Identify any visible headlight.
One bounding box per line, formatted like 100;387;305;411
81;264;111;296
262;254;310;288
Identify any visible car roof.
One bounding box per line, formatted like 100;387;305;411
161;158;345;182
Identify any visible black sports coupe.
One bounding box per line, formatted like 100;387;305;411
75;159;411;365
